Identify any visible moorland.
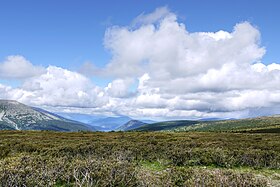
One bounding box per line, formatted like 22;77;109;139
0;130;279;186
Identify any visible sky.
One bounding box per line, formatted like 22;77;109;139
0;0;280;120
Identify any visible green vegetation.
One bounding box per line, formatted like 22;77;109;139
172;116;280;132
0;130;279;186
134;120;199;131
135;116;280;133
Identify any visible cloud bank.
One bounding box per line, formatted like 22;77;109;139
1;7;280;120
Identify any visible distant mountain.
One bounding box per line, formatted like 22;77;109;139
198;117;225;121
0;100;94;131
89;116;132;131
116;120;146;131
56;112;105;124
134;120;199;131
56;113;156;131
141;119;157;124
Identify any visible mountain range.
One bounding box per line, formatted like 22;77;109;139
1;100;280;133
0;100;152;132
57;112;155;131
57;113;133;131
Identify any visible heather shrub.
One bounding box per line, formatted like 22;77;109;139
0;131;279;186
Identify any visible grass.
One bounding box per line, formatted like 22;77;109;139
140;160;167;171
0;130;279;186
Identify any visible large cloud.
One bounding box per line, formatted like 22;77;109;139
0;55;45;79
99;7;280;119
1;7;280;120
104;10;265;79
0;66;108;109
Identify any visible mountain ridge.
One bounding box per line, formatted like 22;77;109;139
116;120;146;131
0;100;94;131
132;115;280;133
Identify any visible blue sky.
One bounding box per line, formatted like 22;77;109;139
1;0;279;71
1;0;280;119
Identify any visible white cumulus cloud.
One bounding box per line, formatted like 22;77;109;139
98;7;280;119
0;66;108;109
0;55;46;79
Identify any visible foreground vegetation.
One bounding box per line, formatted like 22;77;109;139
0;131;279;186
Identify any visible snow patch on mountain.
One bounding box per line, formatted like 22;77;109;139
0;111;4;121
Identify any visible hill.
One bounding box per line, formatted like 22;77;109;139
116;120;146;131
134;120;199;131
133;115;280;133
172;115;280;132
0;100;94;131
